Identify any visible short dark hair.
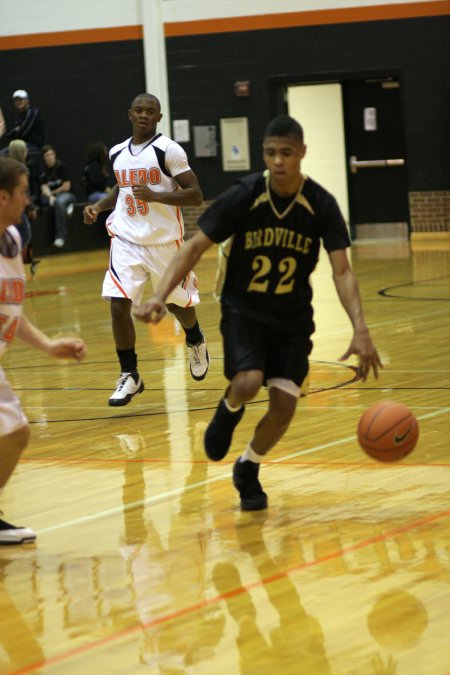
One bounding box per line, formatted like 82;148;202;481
41;144;55;155
0;156;28;193
264;115;304;143
130;93;161;110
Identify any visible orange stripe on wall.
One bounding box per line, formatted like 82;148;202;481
0;2;446;49
164;1;449;36
0;25;143;51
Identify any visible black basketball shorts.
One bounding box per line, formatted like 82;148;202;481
220;312;312;387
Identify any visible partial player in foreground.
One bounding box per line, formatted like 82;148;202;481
0;157;86;544
135;115;382;510
83;93;209;407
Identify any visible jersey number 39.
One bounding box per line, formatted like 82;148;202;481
125;195;150;216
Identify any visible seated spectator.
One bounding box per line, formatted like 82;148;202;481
6;139;40;274
82;141;114;202
8;138;40;203
6;139;27;166
40;144;77;248
7;140;32;246
5;90;45;150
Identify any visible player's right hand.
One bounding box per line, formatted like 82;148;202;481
83;204;99;224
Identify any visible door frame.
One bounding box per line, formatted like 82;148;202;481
269;68;410;237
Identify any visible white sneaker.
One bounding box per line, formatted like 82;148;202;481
53;238;65;247
109;372;144;407
187;336;209;381
0;517;36;545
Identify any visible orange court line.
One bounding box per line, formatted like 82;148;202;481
11;506;450;675
164;0;450;36
0;25;142;50
0;1;447;49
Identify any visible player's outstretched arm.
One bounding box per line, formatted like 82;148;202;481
16;315;86;361
329;248;383;381
135;230;214;323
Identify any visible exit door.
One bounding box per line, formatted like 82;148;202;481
343;79;410;239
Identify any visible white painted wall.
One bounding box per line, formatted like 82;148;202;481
160;0;437;22
0;0;438;36
0;0;142;36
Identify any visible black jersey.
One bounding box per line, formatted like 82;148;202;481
198;171;350;334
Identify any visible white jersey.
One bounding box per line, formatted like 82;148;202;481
108;134;191;245
0;226;25;359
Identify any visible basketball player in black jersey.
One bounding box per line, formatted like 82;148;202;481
135;115;382;511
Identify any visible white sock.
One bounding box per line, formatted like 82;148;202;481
240;444;263;463
224;397;242;413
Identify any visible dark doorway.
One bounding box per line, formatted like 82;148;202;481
272;73;411;240
343;78;410;239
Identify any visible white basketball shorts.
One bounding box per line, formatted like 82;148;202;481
102;236;200;308
0;367;28;436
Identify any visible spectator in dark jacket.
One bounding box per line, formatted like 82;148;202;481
6;90;45;150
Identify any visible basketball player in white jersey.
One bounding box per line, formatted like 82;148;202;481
0;157;86;544
83;93;209;406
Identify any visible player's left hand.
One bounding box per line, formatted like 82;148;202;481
48;338;86;361
339;329;383;381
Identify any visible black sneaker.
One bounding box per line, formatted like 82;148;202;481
0;517;36;545
204;399;245;461
233;457;268;511
30;258;40;278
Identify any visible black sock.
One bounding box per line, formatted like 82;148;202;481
117;348;138;375
184;321;203;346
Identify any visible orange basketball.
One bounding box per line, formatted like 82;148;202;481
357;400;419;462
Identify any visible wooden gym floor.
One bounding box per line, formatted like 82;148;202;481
0;237;449;674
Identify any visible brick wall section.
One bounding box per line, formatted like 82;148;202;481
409;191;450;233
183;200;213;238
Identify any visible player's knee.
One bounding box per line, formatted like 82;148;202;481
16;423;30;450
110;297;131;320
232;371;262;401
1;423;30;455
